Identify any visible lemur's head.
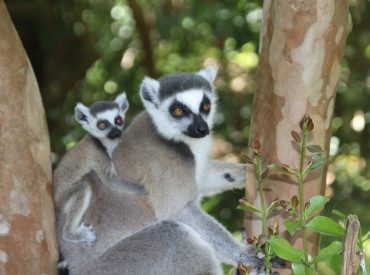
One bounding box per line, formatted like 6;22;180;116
140;66;218;142
74;93;129;140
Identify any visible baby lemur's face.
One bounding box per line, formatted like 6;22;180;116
139;66;218;142
74;93;129;141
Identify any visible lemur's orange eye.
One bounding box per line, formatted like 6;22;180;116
115;116;123;126
97;122;107;130
174;108;184;116
202;103;211;111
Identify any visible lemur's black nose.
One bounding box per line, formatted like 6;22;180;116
187;115;209;138
108;127;122;139
195;124;209;135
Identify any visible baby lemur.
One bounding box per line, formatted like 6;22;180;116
59;67;262;275
53;93;129;243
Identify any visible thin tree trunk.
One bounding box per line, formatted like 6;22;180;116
127;0;158;78
245;0;351;254
0;1;58;274
341;215;360;275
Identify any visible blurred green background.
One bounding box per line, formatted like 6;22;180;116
5;0;370;271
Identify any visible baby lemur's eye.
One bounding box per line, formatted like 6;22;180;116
97;121;108;130
115;116;123;126
202;103;211;112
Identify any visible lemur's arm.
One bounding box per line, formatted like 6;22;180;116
175;201;260;268
199;160;246;197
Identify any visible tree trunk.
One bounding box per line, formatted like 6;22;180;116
245;0;351;253
0;1;58;274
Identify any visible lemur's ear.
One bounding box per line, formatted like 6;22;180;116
197;65;219;83
115;92;129;114
140;76;160;109
74;103;90;126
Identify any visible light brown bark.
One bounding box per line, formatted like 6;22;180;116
0;1;58;274
245;0;351;253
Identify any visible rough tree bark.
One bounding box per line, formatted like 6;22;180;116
0;1;58;274
245;0;351;253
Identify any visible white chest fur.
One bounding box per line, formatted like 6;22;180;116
187;135;212;185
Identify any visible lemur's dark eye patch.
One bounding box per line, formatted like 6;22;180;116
115;116;123;126
169;102;190;118
200;96;211;113
97;120;110;130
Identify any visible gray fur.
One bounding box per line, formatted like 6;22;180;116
199;160;247;197
59;68;260;274
84;220;222;275
54;134;123;244
54;94;129;244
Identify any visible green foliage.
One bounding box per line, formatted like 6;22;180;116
239;115;370;274
237;200;261;214
305;216;345;238
269;237;304;263
284;220;300;235
305;196;330;219
316;242;343;263
292;263;314;275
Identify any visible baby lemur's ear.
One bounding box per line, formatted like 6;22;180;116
115;92;129;114
140;76;160;109
197;65;219;84
74;103;90;126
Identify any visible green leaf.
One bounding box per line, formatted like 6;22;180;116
361;230;370;242
306;145;323;153
269;237;303;263
306;154;326;174
237;202;261;214
305;216;345;237
266;200;281;216
285;220;301;235
305;195;330;219
329;254;342;275
292;263;314;275
332;209;347;219
292;263;305;275
316;241;343;262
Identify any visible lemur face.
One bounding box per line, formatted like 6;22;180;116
163;90;212;138
74;93;129;140
139;66;218;141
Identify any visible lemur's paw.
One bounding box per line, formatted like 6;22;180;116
239;245;264;269
223;164;247;188
57;260;68;269
239;248;286;275
78;223;96;243
63;223;96;243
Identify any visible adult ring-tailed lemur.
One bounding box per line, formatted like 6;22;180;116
58;67;263;275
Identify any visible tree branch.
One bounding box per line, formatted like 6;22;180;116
127;0;158;78
341;215;360;275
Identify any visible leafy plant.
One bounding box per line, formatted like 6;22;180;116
267;115;329;274
238;114;370;274
237;141;280;275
